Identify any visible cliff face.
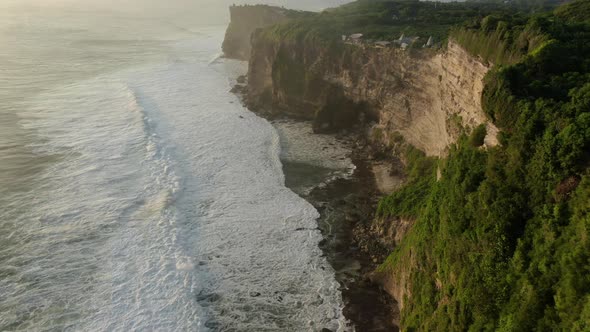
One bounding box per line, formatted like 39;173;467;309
222;5;290;60
242;30;502;321
227;7;500;320
247;34;498;156
224;4;590;329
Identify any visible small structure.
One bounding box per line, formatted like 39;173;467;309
394;33;419;50
392;14;399;20
343;33;364;45
423;36;434;48
349;33;364;44
374;41;391;48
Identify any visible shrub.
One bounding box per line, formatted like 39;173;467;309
470;124;488;147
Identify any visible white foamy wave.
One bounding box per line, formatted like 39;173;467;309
125;56;348;331
82;83;203;331
208;52;225;65
273;119;356;195
3;26;348;332
11;76;204;331
274;119;355;173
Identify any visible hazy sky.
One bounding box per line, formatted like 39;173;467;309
1;0;353;24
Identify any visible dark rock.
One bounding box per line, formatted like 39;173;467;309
230;85;244;94
345;212;359;222
232;33;402;329
196;292;221;306
204;319;222;329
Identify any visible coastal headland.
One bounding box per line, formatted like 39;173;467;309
223;1;590;330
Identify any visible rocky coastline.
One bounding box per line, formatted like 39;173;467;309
304;145;401;331
233;76;403;331
222;3;496;330
220;1;590;330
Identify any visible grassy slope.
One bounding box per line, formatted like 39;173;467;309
377;1;590;330
250;0;589;329
259;0;517;45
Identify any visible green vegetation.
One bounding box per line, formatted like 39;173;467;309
260;0;525;45
230;4;315;20
249;0;590;329
377;145;437;218
450;13;547;65
555;0;590;22
470;124;487;147
377;1;590;330
467;0;563;11
272;47;307;96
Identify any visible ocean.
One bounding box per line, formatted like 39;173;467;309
0;1;353;331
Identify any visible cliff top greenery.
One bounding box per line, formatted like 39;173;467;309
451;0;590;65
258;0;562;45
229;4;314;20
377;0;590;330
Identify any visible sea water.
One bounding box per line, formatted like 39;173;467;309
0;2;351;331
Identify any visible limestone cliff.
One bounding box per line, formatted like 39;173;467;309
222;5;290;60
223;3;590;330
243;32;502;312
240;31;503;322
246;33;498;156
225;6;501;322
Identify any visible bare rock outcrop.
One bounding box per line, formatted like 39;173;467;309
222;5;290;60
246;34;498;156
224;8;501;320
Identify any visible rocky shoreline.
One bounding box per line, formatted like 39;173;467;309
232;76;402;331
305;147;400;332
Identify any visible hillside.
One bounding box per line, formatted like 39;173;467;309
377;1;590;330
224;0;590;330
259;0;509;45
222;5;312;60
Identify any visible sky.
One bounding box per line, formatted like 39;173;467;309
0;0;354;24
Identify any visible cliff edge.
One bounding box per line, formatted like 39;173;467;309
222;5;291;60
225;1;590;330
246;32;498;156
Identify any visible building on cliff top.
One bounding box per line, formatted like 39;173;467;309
374;41;392;48
394;34;419;50
344;33;363;45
